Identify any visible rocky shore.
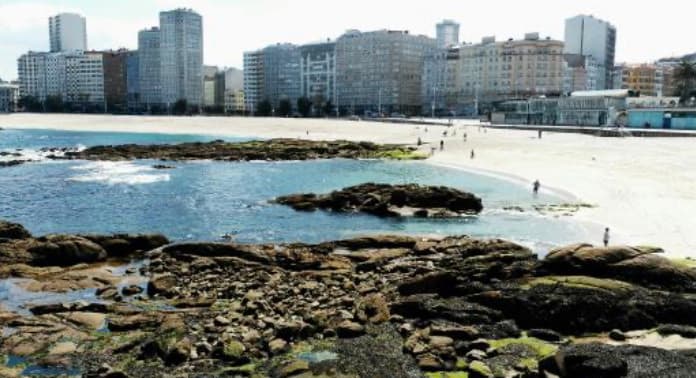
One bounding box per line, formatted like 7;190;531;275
2;221;696;377
274;183;483;217
49;139;425;162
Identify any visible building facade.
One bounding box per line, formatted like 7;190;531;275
100;50;129;111
458;34;565;103
436;20;460;49
300;41;335;112
262;44;301;111
49;13;87;53
137;27;161;108
336;29;436;116
159;8;203;107
64;52;104;106
0;83;19;112
613;63;676;97
243;50;264;113
564;15;616;89
422;46;463;115
17;52;48;99
126;51;140;111
203;65;218;107
563;54;600;93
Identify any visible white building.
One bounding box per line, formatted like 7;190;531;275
300;41;335;110
17;52;48;99
243;50;264;113
563;54;600;93
49;13;87;53
436;20;460;49
138;27;161;108
564;15;616;89
0;83;19;112
159;8;203;107
64;53;104;104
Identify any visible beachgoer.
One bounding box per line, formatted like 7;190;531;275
463;133;467;142
306;130;309;135
417;137;422;146
603;228;610;247
538;129;542;139
440;140;444;151
425;127;428;133
470;149;475;159
533;180;540;195
430;147;436;156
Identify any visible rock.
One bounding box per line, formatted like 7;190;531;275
357;293;390;324
279;359;309;377
391;294;502;325
337;320;365;338
543;244;696;292
147;274;177;298
275;183;483;218
468;360;494;378
48;341;77;355
428;335;454;349
656;324;696;338
0;220;32;239
108;314;162;332
268;338;288;354
609;329;627;341
121;285;143;296
65;312;106;330
417;353;444;371
527;328;564;342
28;235;108;266
152;164;175;169
214;315;231;326
0;160;28;168
221;339;246;362
97;286;120;300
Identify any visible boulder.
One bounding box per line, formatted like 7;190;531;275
543;244;696;292
0;220;32;239
147;274;178;298
28;235;107;266
337;320;366;338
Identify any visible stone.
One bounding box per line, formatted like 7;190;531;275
279;359;309;377
609;329;627;341
417;353;444;371
337;320;365;338
268;338;288;354
48;341;77;355
214;316;231;326
468;360;494;378
656;324;696;338
527;328;564;342
0;220;31;239
147;274;177;298
121;285;143;296
222;339;246;361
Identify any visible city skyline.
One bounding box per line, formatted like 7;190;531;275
2;0;695;81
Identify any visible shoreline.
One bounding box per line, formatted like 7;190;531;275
2;113;695;257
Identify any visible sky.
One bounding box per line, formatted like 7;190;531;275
1;0;695;81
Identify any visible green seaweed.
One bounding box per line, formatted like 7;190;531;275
488;337;557;359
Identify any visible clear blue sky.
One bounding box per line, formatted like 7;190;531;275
1;0;694;81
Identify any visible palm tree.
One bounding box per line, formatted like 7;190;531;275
672;60;696;104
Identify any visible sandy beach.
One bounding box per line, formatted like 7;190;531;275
2;113;696;257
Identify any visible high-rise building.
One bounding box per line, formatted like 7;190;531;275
336;29;436;116
422;46;462;115
300;41;335;111
203;65;218;107
126;51;140;110
49;13;87;53
18;52;48;99
159;8;203;107
263;44;301;110
64;52;104;105
137;27;161;108
223;68;244;113
243;50;264;113
563;54;600;93
564;15;616;89
436;20;460;49
99;50;130;111
0;83;19;112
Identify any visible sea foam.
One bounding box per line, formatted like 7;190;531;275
68;161;170;185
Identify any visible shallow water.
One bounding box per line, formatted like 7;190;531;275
0;129;596;252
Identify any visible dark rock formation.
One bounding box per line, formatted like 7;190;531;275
542;244;696;292
0;159;28;168
0;220;32;239
275;183;483;217
52;139;421;162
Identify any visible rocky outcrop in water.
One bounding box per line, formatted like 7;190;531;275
50;139;423;162
0;160;27;168
2;221;696;377
275;183;483;217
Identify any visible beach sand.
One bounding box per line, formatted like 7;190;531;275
2;113;696;257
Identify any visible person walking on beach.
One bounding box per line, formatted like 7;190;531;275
440;140;444;151
538;129;542;139
470;149;475;159
533;180;540;196
603;228;610;247
417;137;422;146
463;132;467;142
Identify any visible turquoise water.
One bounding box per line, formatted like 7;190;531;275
0;128;594;252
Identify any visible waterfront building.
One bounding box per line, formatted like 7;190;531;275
49;13;87;53
138;27;161;108
223;68;244;113
243;50;264;113
613;63;676;97
628;108;696;129
64;52;104;106
263;44;301;111
564;15;616;89
225;89;245;113
17;52;48;99
159;8;203;107
0;83;19;112
457;34;565;106
563;54;600;93
126;51;140;111
300;41;335;113
336;29;436;116
422;46;464;115
99;49;130;112
436;20;460;49
203;65;218;107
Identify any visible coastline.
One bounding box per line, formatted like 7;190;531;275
2;113;696;257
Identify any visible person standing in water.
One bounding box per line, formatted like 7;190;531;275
533;180;540;195
603;228;610;247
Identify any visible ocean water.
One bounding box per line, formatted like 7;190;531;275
0;128;596;253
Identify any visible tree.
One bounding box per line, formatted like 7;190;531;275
673;60;696;104
278;99;292;117
18;96;42;112
256;99;272;116
172;99;188;115
297;97;312;117
44;95;64;113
